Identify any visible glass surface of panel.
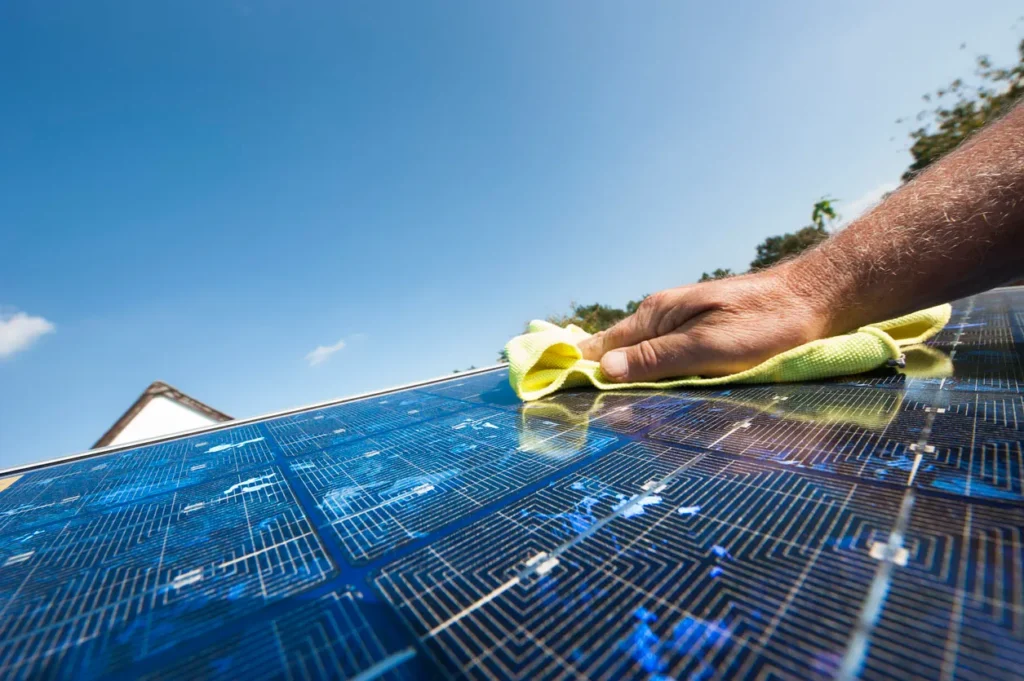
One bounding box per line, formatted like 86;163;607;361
1;290;1022;680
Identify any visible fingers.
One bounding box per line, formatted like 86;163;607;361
577;313;650;361
599;333;704;383
576;273;822;383
577;288;708;361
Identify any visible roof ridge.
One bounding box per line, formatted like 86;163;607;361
92;382;232;449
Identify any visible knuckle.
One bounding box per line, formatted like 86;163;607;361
578;331;604;359
633;340;661;374
606;315;638;343
599;324;624;348
638;292;669;333
639;292;666;313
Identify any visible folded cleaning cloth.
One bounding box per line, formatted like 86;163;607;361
505;304;952;401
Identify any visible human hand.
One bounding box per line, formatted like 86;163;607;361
576;265;839;382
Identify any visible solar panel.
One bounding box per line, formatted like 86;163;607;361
1;288;1023;680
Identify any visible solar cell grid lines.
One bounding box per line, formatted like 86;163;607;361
265;393;474;458
1;288;1023;679
376;444;903;680
0;466;334;679
290;408;618;564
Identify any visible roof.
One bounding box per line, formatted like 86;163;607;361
92;381;232;449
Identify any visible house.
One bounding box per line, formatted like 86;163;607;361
93;381;232;449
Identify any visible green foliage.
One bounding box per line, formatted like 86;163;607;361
901;38;1024;181
497;296;648;360
749;224;829;271
699;268;734;282
703;197;838;277
532;31;1023;353
547;298;648;334
811;198;838;230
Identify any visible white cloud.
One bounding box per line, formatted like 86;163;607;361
0;310;56;359
305;338;346;367
837;182;900;227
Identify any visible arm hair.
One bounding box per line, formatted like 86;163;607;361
785;100;1024;332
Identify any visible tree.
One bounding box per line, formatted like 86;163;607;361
748;196;838;270
901;38;1024;181
549;303;629;333
811;197;838;229
527;32;1024;345
700;197;838;278
749;225;829;271
497;295;648;361
546;299;648;334
699;268;734;282
625;297;646;314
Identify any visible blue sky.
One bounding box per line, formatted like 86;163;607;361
1;1;1021;468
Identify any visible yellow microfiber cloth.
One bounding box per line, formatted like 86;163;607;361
505;304;952;401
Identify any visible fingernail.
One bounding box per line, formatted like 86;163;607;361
602;350;628;379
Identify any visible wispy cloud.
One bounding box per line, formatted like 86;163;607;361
305;338;347;367
837;182;900;227
0;310;56;359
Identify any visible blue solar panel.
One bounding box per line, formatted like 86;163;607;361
1;289;1023;680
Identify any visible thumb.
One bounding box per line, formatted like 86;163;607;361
599;336;694;383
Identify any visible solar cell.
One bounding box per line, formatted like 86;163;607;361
1;288;1022;680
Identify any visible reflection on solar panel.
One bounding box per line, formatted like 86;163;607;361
1;289;1023;680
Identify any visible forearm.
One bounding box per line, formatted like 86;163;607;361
785;101;1024;333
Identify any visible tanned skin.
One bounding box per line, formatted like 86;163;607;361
578;102;1024;382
